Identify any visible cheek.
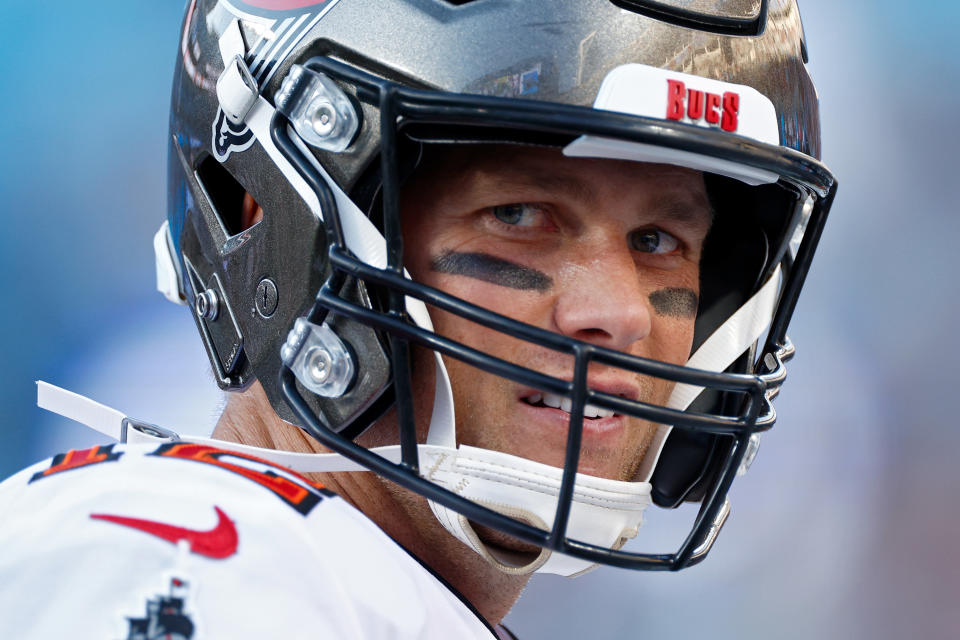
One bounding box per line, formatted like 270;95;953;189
644;269;700;364
424;271;550;334
650;315;696;366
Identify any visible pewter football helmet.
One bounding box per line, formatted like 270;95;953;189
161;0;835;573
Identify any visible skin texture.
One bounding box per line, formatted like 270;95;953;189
216;145;713;625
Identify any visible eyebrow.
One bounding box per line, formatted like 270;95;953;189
477;168;713;227
646;195;714;228
477;167;598;204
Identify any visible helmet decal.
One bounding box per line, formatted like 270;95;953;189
212;109;256;162
587;65;779;146
666;79;740;132
211;0;341;160
227;0;337;15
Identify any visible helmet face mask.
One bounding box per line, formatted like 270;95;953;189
168;0;835;573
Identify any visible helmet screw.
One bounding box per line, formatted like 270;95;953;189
195;288;220;321
304;346;333;384
310;101;337;137
255;277;279;318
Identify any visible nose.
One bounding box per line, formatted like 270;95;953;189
552;241;652;351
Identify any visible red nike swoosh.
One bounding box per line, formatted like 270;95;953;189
90;506;238;559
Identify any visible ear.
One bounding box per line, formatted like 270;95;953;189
241;192;263;230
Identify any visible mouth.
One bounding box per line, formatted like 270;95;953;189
521;391;617;419
514;383;641;474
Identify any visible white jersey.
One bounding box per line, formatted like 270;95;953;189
0;442;505;639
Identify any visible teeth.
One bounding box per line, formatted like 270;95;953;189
584;404;615;419
527;391;615;419
542;392;564;409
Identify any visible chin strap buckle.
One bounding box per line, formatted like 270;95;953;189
119;417;180;444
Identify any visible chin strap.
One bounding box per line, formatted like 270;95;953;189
37;380;650;578
423;447;651;577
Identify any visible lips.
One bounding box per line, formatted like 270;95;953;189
512;380;642;474
518;379;639;423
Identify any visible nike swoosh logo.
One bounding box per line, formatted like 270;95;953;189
90;506;238;559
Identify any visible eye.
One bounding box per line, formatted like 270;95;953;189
629;229;680;255
490;203;543;227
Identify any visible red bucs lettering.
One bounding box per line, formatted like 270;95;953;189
151;443;329;516
29;445;123;483
665;79;739;133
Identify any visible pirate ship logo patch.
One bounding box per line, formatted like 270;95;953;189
213;110;255;161
123;576;196;640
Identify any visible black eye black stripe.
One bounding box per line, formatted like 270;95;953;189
431;251;553;292
648;288;698;318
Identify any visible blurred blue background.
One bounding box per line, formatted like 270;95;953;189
1;1;957;638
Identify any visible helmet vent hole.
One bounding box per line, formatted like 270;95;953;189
195;156;260;236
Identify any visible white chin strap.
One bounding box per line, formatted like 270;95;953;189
110;24;785;578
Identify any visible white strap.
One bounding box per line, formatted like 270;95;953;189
38;381;412;473
217;55;259;125
636;265;781;481
671;265;781;410
38;382;126;442
216;20;258;125
153;221;185;305
217;18;246;67
426;445;651;576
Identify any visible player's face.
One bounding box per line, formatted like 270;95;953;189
401;146;712;481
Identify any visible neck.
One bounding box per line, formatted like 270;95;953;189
213;383;531;625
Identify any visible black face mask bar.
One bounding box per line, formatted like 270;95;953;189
273;56;836;570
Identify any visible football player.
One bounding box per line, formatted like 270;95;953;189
0;1;835;638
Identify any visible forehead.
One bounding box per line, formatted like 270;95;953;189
408;144;709;209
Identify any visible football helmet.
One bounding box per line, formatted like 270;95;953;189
160;0;836;575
